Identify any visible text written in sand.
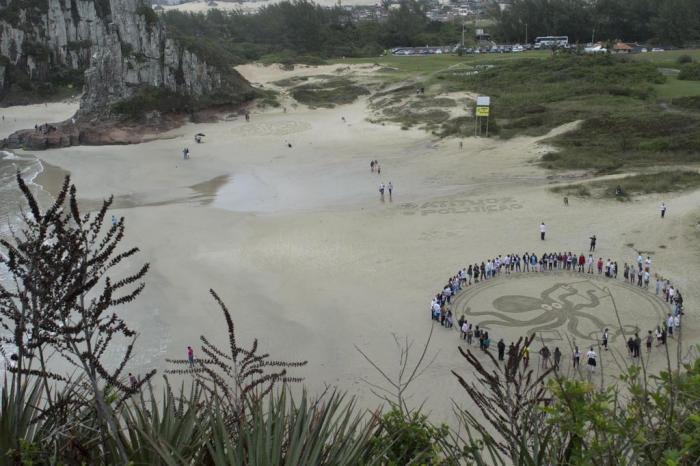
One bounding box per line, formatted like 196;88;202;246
399;197;523;216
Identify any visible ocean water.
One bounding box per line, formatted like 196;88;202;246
0;150;45;370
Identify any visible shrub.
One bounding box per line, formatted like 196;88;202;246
677;54;693;64
678;63;700;81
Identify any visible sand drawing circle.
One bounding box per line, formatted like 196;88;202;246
450;273;669;344
231;120;312;137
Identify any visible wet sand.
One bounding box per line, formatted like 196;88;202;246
7;67;700;423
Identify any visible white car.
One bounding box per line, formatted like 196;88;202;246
512;45;524;52
651;47;665;52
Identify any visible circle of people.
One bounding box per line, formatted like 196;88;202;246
430;244;684;373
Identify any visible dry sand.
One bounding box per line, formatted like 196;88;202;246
9;65;700;423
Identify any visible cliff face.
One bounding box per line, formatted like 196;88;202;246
0;0;251;116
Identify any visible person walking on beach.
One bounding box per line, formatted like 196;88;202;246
111;215;117;226
553;347;561;370
586;347;597;373
540;222;546;241
370;160;375;172
183;148;189;160
379;183;385;201
589;235;596;252
387;182;393;201
377;163;381;175
602;328;609;351
660;202;667;218
187;346;194;367
497;338;506;361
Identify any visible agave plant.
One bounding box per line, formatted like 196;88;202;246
119;378;211;465
208;388;383;466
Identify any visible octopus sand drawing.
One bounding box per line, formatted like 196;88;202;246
451;275;667;343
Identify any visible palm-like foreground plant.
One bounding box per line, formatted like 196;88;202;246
166;289;307;430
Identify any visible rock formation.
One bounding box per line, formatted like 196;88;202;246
0;0;253;148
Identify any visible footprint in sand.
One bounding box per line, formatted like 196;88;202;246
231;120;312;137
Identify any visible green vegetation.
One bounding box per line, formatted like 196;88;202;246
679;63;700;81
289;78;369;108
551;170;700;199
161;0;464;68
111;82;256;119
136;5;159;29
672;95;700;110
493;0;700;46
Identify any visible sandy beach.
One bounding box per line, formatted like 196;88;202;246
4;64;699;423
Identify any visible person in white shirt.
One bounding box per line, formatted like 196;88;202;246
660;202;667;218
586;347;597;372
674;315;680;331
587;254;594;274
667;314;675;337
540;222;546;240
644;256;652;272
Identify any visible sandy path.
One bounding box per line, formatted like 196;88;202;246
10;69;699;424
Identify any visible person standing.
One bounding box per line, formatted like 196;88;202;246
387;181;393;201
633;333;641;358
187;346;194;367
667;314;674;338
602;328;609;351
660;202;667;218
111;215;117;226
523;345;530;368
540;345;551;369
573;346;580;368
589;235;597;252
586;347;597;373
129;373;138;389
497;338;506;361
553;347;561;370
379;183;385;201
540;222;546;241
646;331;653;352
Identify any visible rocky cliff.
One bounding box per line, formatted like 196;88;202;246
0;0;252;116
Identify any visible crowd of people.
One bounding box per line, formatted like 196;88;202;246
429;245;685;374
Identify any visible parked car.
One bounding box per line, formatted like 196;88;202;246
651;47;665;52
512;44;524;52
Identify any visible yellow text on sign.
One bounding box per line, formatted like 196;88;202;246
476;106;490;117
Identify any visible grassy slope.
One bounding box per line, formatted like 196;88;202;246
336;51;700;174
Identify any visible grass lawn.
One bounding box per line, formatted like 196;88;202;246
629;49;700;68
655;76;700;99
333;51;550;76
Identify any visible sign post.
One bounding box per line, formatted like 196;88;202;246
475;95;490;137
